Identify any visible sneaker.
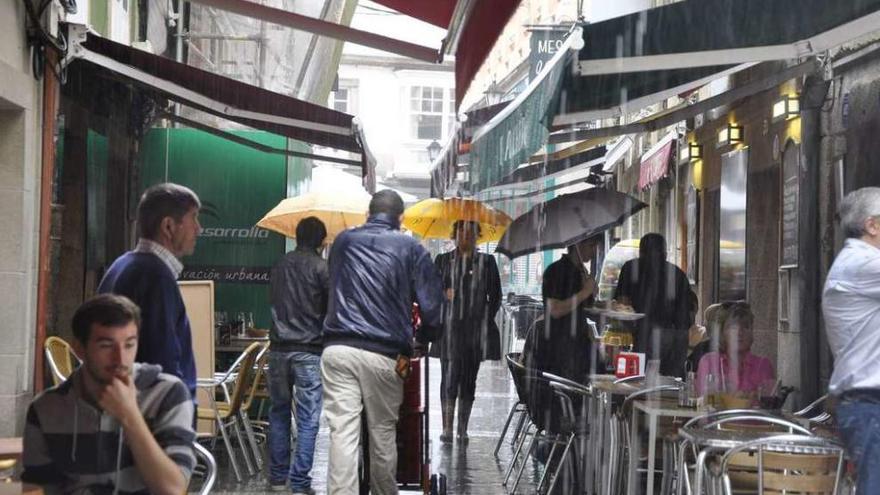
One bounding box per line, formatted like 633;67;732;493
291;487;316;495
269;482;288;492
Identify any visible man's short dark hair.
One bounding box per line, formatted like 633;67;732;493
368;189;404;217
137;183;201;240
72;294;141;344
296;216;327;249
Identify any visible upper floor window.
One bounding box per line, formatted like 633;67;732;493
329;84;357;114
410;86;451;141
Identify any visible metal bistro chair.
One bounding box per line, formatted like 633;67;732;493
677;410;813;495
237;344;270;471
501;355;538;489
44;336;81;386
509;371;575;495
495;352;530;458
794;394;833;425
715;434;846;495
197;342;263;482
544;377;593;495
191;441;218;495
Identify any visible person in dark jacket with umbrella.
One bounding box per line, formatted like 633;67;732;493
321;190;443;494
614;233;694;378
434;220;502;443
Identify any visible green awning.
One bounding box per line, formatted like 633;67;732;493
557;0;880;121
468;0;880;192
468;29;579;192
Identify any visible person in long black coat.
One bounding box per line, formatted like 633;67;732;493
614;233;694;378
433;220;502;443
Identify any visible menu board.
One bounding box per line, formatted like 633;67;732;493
781;142;800;267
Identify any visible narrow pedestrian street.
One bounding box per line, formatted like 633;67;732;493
211;356;538;494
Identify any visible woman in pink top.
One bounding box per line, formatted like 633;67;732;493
696;303;775;396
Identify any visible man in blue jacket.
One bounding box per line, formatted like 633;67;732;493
322;190;443;495
98;183;201;400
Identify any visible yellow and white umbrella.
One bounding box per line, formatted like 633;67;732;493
257;190;369;240
402;197;512;243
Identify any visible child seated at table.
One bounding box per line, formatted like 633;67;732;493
695;302;775;398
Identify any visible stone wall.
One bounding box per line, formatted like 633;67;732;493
0;1;44;436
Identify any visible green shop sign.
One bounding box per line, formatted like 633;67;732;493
139;128;288;328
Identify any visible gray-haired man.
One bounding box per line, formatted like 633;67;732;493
823;187;880;494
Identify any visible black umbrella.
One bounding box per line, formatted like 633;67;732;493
495;188;647;258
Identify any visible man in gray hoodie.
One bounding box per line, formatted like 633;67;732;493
22;294;196;495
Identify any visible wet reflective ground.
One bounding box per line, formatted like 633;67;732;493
207;356;539;494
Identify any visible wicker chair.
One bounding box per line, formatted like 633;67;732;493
716;434;846;495
44;336;80;386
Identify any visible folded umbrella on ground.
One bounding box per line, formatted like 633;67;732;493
496;188;647;258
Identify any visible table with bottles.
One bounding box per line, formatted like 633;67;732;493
213;311;269;355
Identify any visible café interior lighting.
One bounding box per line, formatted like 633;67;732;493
717;123;743;147
680;142;703;163
772;95;800;122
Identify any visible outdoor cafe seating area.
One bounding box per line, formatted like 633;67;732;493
10;292;853;495
492;310;849;495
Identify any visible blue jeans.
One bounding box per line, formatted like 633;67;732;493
268;350;323;490
836;397;880;493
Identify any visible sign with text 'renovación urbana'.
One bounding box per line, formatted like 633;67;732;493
469;28;580;192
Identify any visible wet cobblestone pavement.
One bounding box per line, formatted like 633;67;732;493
204;356;539;494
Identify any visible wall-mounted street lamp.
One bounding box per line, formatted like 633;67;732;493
772;95;800;122
679;142;703;163
427;139;442;162
717;123;744;148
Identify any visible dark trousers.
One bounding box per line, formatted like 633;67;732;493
440;357;481;402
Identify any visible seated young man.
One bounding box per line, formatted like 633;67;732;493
22;294;196;495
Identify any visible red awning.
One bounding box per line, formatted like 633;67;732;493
639;135;676;190
79;34;363;153
372;0;521;108
452;0;520;107
370;0;456;28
